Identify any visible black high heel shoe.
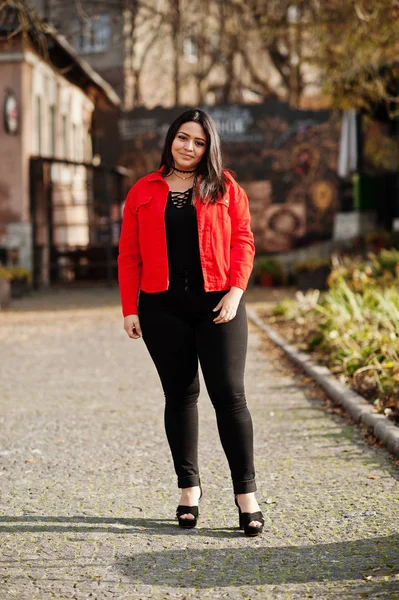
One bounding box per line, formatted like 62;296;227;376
235;496;264;537
176;486;203;529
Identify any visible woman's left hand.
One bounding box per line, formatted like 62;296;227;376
213;286;244;324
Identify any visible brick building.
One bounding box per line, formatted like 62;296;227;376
0;6;124;285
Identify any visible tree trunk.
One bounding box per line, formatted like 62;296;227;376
170;0;182;106
123;0;140;110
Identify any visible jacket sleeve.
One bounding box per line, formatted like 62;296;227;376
227;177;255;291
117;188;142;316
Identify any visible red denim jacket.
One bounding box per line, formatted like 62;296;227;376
118;169;255;316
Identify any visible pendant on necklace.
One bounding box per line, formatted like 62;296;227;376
174;169;194;181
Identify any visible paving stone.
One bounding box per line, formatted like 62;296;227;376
0;286;398;600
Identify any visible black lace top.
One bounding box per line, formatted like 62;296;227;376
164;187;204;284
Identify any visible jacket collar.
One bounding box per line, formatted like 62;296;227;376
147;167;166;182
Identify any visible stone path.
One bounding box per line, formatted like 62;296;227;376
1;286;398;600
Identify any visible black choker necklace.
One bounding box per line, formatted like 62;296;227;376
173;167;196;174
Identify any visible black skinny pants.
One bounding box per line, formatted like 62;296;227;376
138;277;256;495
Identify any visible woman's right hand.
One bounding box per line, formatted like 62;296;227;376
124;314;142;339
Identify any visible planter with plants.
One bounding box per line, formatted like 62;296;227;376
9;266;32;298
254;257;284;287
327;249;399;291
266;272;399;424
364;230;391;254
292;258;331;291
0;266;12;309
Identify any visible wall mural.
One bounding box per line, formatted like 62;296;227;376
115;101;339;253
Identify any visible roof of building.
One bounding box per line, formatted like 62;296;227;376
0;5;120;108
0;6;20;31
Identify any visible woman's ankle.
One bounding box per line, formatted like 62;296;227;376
180;486;201;496
235;493;259;509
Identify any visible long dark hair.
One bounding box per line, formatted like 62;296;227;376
159;108;226;203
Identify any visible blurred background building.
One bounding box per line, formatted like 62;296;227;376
1;1;399;289
0;4;127;288
29;0;326;110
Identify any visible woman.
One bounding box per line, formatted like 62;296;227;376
118;109;264;537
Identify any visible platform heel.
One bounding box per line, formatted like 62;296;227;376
235;496;264;537
176;487;203;529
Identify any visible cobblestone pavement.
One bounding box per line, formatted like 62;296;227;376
1;286;399;600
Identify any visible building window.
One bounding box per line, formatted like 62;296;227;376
50;105;56;156
72;123;83;162
183;36;198;64
62;115;68;159
36;96;42;155
72;124;77;161
73;14;110;54
85;131;92;162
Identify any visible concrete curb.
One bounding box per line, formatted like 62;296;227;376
247;307;399;459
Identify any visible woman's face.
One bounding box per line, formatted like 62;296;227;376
171;121;207;171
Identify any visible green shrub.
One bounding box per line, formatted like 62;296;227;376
272;298;296;318
314;280;399;399
375;249;399;275
327;248;399;291
0;266;12;280
270;272;399;416
0;265;32;282
254;257;284;280
292;258;331;273
9;266;32;281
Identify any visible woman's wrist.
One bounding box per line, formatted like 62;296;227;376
230;285;244;297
